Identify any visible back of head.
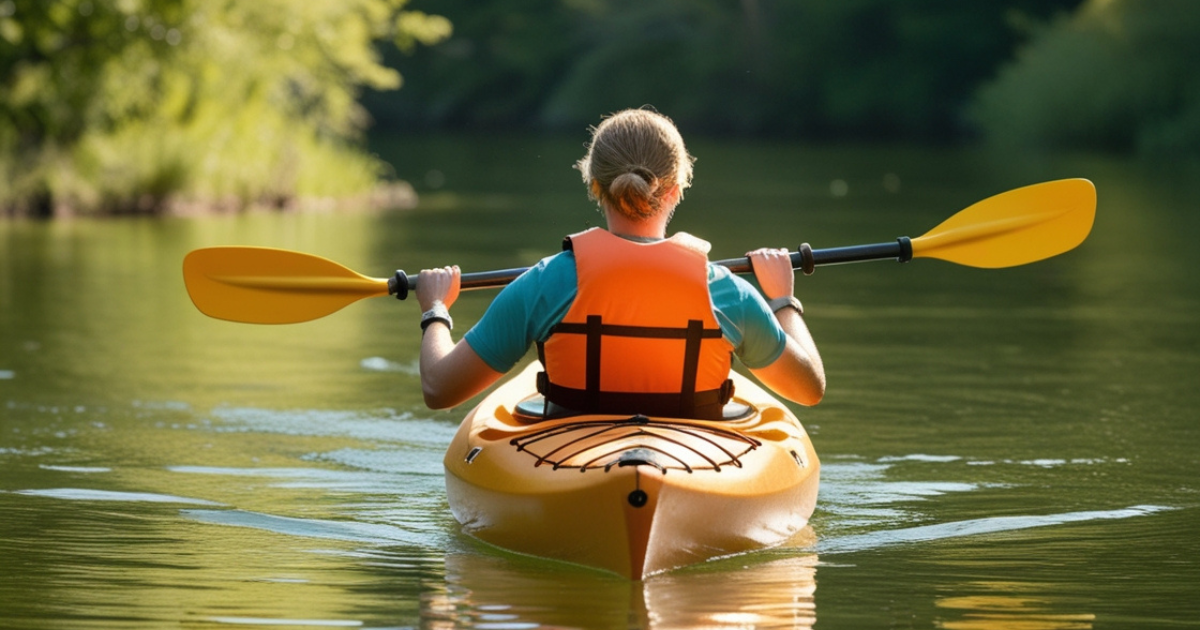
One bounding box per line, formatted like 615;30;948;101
576;109;695;221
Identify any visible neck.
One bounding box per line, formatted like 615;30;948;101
603;207;669;240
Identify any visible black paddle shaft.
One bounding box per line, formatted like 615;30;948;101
388;237;913;300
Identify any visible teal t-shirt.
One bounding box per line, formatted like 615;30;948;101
463;249;788;373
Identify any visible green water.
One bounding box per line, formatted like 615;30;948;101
2;136;1198;628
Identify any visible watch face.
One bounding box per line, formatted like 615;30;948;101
421;307;452;330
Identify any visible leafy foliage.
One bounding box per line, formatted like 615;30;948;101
970;0;1200;156
0;0;449;215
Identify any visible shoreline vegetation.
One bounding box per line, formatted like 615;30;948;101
372;0;1196;158
2;180;419;220
3;0;1198;218
0;0;449;218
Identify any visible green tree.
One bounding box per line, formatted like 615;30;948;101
0;0;449;215
368;0;1079;140
970;0;1200;156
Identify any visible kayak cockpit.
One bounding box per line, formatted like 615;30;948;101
512;394;754;423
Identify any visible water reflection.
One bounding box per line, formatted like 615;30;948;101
936;583;1095;630
425;549;818;629
642;555;817;630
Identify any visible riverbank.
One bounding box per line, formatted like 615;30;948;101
0;181;417;219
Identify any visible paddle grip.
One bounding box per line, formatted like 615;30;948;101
897;236;913;263
794;243;816;276
390;270;411;300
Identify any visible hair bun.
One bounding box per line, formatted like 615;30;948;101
609;172;652;201
631;166;657;186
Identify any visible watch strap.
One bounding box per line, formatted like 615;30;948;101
768;295;804;316
420;303;453;331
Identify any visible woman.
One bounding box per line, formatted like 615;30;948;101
415;108;824;416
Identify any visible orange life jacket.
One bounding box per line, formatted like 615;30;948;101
537;228;735;420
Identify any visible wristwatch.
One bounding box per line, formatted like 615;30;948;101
420;303;453;332
768;295;804;316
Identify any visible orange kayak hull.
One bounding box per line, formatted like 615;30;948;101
443;362;820;579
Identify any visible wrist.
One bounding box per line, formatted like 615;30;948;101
418;297;444;312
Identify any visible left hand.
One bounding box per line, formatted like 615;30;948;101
746;248;795;300
416;265;461;311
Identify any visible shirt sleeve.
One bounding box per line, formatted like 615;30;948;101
708;265;788;369
463;252;578;373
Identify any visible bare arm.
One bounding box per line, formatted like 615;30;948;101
744;248;826;406
415;266;504;409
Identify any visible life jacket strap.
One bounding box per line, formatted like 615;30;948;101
535;375;735;421
680;319;704;415
548;319;725;340
537;313;734;420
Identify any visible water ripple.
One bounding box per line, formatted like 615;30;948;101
182;508;427;546
207;617;363;627
818;504;1172;554
14;488;221;505
208;407;457;446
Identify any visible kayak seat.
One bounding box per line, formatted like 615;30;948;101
512;396;753;422
512;396;579;422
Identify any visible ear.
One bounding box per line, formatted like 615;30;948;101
589;179;604;200
662;184;682;207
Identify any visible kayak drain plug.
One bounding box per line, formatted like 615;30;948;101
627;489;649;508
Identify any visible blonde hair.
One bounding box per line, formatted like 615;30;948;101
575;108;695;220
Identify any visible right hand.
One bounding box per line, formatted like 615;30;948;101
746;247;795;300
416;265;461;311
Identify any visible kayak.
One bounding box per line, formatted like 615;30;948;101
443;362;820;579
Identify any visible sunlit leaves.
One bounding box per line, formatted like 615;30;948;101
394;11;453;54
0;0;450;215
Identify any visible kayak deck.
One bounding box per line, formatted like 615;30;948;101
443;362;820;579
510;415;765;472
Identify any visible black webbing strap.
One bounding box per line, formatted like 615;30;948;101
585;315;602;409
549;321;724;339
537;381;732;420
537;315;733;419
679;320;703;416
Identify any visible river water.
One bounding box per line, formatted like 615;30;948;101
2;136;1198;628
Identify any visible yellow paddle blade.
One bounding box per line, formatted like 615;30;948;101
911;178;1096;268
183;247;390;324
